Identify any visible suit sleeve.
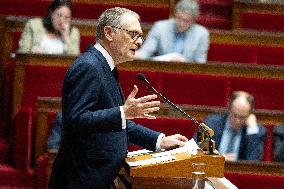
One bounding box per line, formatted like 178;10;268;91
193;29;209;64
273;125;284;162
65;27;80;55
127;120;160;151
240;124;267;160
18;19;34;53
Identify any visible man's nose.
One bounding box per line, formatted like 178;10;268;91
136;37;143;48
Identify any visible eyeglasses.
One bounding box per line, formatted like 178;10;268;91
54;13;71;21
112;26;144;42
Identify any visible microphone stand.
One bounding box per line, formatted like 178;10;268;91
137;73;216;154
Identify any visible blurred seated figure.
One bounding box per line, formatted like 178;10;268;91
135;0;209;63
273;124;284;162
18;0;80;55
204;91;267;161
47;111;62;153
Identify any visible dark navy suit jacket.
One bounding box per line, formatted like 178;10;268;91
204;113;267;160
49;45;160;189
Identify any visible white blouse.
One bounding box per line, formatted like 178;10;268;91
40;34;64;54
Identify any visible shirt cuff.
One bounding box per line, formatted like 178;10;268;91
120;106;126;129
156;133;165;151
246;124;259;135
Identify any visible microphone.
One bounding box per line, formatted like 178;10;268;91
137;73;213;138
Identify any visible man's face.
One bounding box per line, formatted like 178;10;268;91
110;13;143;64
175;10;195;33
228;98;251;130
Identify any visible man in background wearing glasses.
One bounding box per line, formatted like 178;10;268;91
49;7;188;189
136;0;209;64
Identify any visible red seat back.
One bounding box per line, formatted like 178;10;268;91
230;77;284;110
159;73;230;106
225;172;284;189
208;43;257;64
129;117;197;151
119;70;161;98
240;11;284;32
262;124;274;162
21;65;67;110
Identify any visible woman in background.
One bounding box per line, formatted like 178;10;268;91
18;0;80;55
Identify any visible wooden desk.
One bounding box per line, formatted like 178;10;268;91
118;60;284;80
225;160;284;176
13;53;284;79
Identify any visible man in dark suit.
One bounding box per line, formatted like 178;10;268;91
204;91;267;161
49;7;188;189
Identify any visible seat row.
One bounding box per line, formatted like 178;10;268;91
3;0;284;32
31;108;283;189
2;55;282;189
10;30;284;66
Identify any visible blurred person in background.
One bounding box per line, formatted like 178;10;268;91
135;0;209;63
47;111;62;153
18;0;80;55
204;91;267;161
273;124;284;162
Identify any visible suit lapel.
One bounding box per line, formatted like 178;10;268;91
88;45;125;105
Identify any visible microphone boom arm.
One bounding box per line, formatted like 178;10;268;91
137;73;213;139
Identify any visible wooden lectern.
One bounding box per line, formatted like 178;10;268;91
117;149;225;189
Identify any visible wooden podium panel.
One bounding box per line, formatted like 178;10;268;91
125;151;225;178
119;150;224;189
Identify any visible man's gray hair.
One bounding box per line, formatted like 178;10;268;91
175;0;200;18
96;7;140;40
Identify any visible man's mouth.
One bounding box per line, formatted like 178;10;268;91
130;48;136;53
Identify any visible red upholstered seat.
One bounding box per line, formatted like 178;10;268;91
0;0;49;17
262;124;274;162
159;72;230;106
80;35;96;53
135;117;197;139
240;11;284;32
129;117;198;151
225;172;284;189
21;65;67;110
119;70;161;98
230;77;284;110
73;3;170;22
257;46;284;66
0;163;33;188
34;153;48;189
197;15;231;30
0;1;170;23
208;43;258;64
13;107;33;170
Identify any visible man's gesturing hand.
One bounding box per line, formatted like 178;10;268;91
123;85;160;119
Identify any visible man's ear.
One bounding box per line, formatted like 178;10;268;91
104;26;114;41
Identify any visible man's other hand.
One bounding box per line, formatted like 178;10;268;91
124;85;160;119
160;134;188;150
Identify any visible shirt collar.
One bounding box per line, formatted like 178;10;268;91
94;43;115;71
